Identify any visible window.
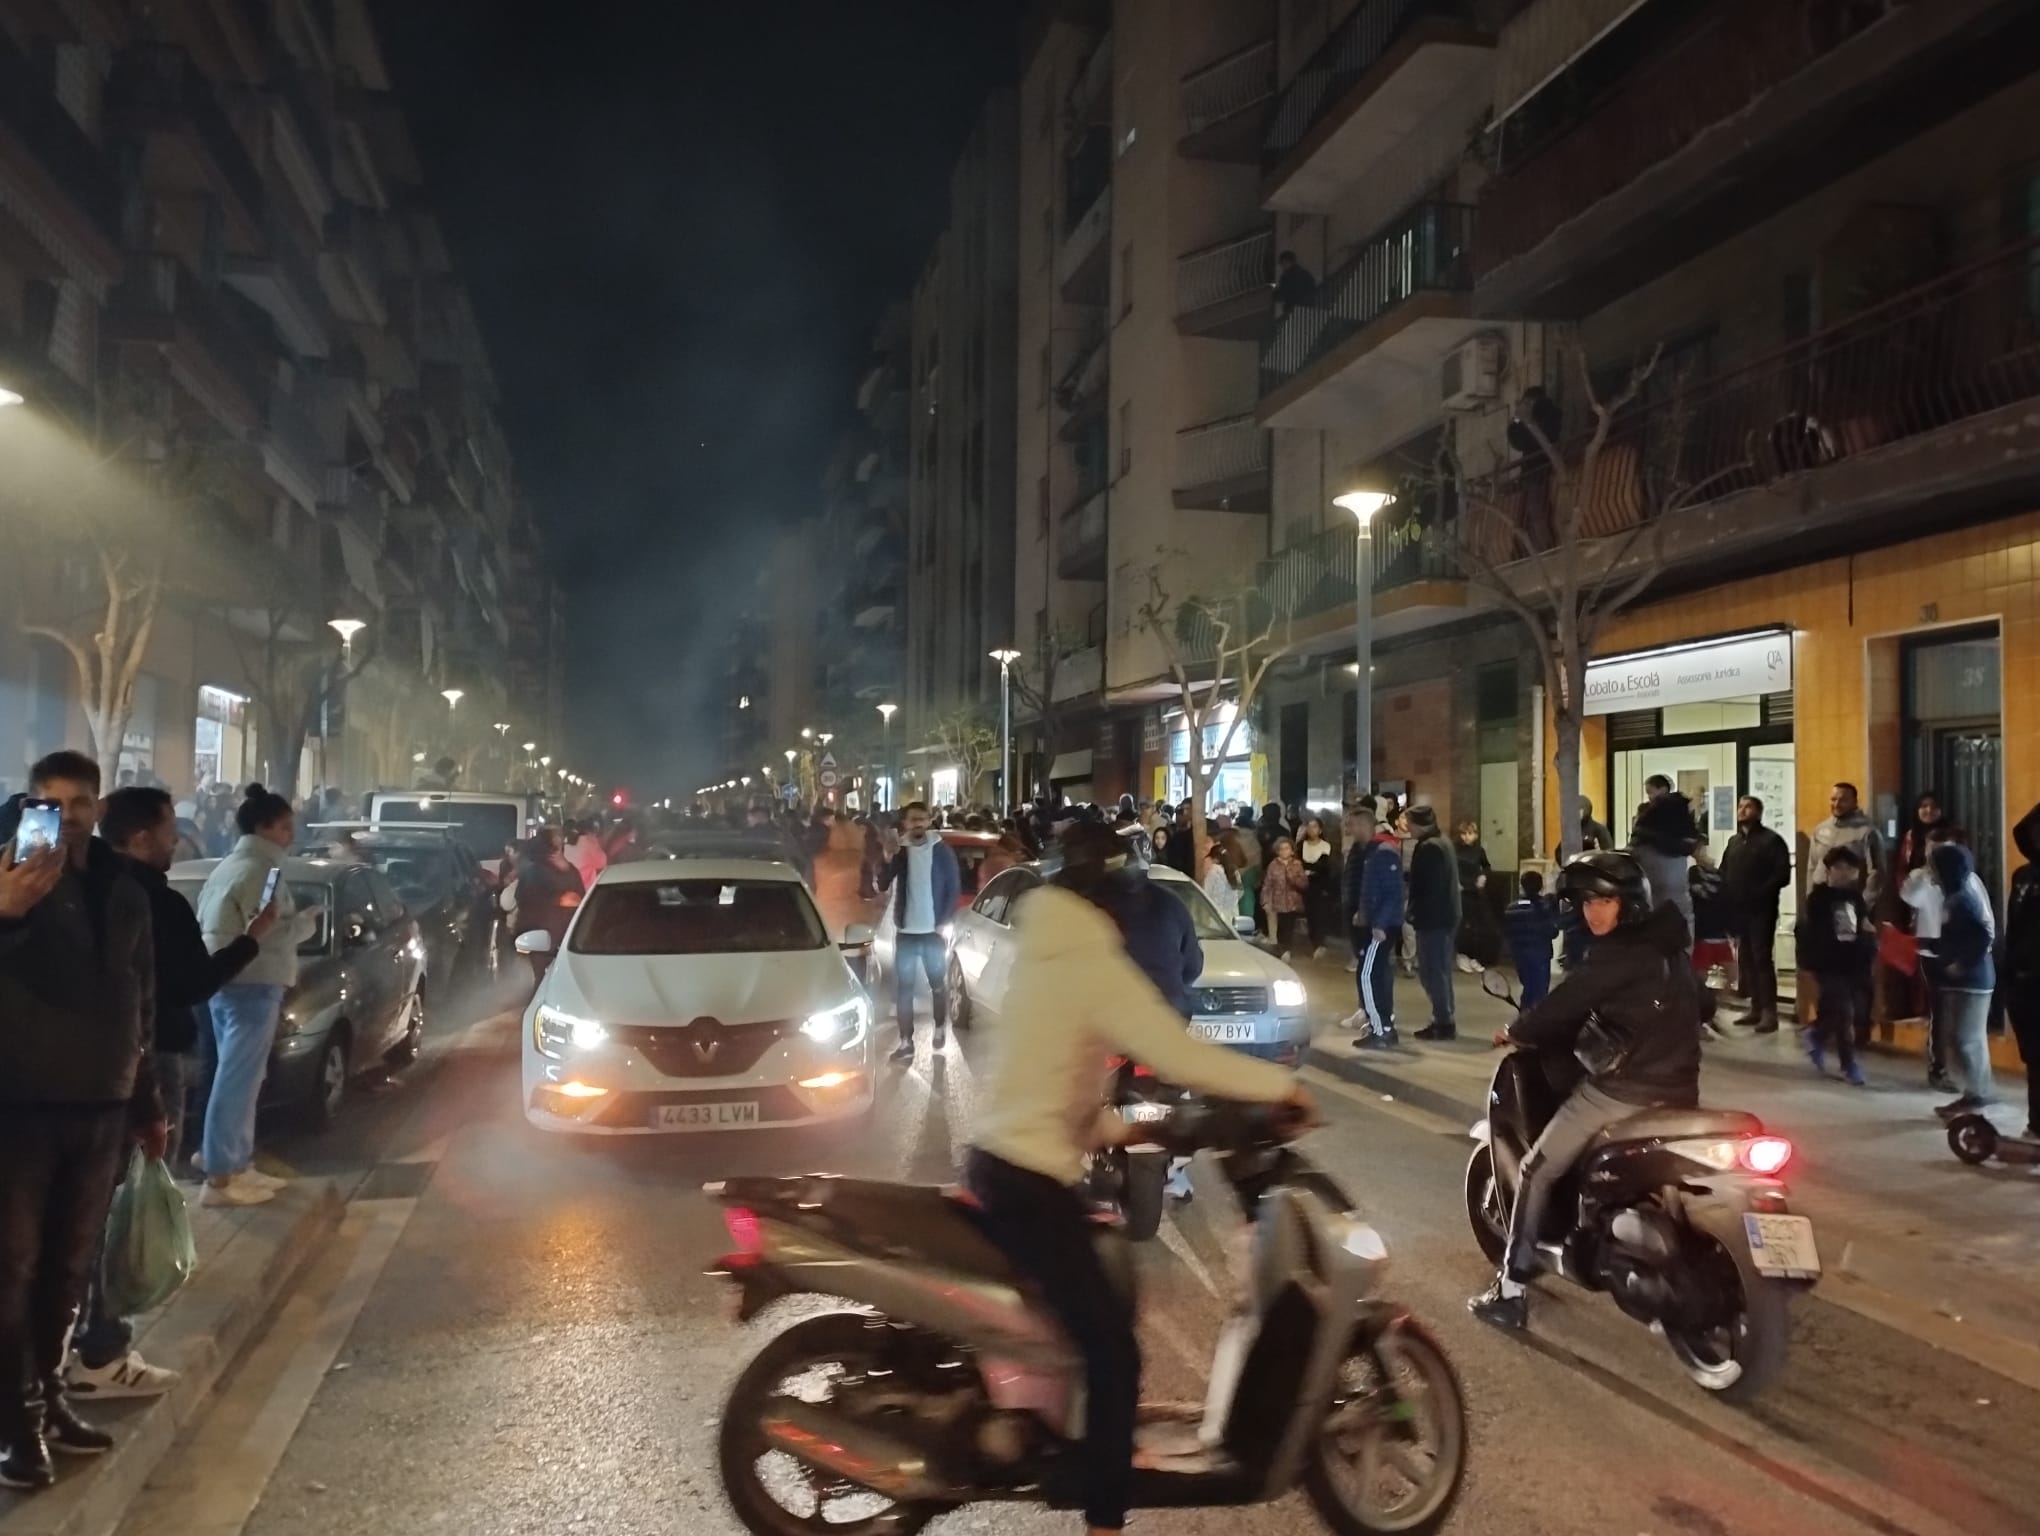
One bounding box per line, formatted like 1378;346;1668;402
569;879;828;956
974;868;1036;925
1117;401;1132;476
338;870;380;942
364;870;409;922
1154;878;1238;942
1119;244;1134;317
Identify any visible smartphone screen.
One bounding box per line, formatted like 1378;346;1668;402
12;800;61;862
261;867;282;909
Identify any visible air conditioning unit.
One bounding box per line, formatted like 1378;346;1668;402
1441;335;1504;410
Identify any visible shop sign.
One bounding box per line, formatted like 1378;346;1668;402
1584;629;1791;716
1141;709;1164;755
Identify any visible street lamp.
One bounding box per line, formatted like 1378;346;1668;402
493;722;510;737
539;754;551;768
1333;476;1397;800
876;702;898;811
411;751;426;764
441;688;464;710
800;727;813;741
989;649;1021;809
328;617;366;663
522;741;537;754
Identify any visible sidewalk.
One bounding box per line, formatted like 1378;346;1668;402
1293;955;2040;1390
0;1179;341;1536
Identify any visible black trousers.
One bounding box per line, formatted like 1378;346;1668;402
1736;902;1779;1014
2007;995;2040;1130
965;1149;1138;1531
0;1109;127;1434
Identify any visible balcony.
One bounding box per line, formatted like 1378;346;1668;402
1474;0;2034;317
320;200;386;327
1173;415;1269;513
0;27;122;269
1058;487;1108;581
1058;182;1112;305
1176;228;1272;340
1054;324;1108;438
1262;0;1492;214
268;65;333;194
105;255;267;427
1178;39;1275;163
1466;238;2040;581
259;378;326;513
108;45;265;240
1052;642;1106;704
1258;201;1479;429
224;204;330;358
1249;508;1467;653
1067;35;1113;130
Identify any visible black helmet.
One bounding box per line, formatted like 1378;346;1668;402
1556;849;1652;924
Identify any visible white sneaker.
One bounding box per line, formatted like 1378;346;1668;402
66;1349;180;1400
1345;957;1359;974
1312;946;1327;961
200;1176;275;1208
240;1167;289;1191
1337;1009;1366;1032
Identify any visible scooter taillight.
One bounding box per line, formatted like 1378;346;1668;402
1132;1064;1155;1078
1740;1136;1792;1175
723;1206;764;1254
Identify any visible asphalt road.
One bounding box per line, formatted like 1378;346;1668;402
122;972;2040;1536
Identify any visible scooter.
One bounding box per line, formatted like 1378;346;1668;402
1466;974;1817;1403
1947;1112;2040;1168
707;1099;1467;1536
1081;1056;1179;1241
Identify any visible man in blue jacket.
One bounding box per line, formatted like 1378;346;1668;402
879;802;962;1060
1341;803;1404;1049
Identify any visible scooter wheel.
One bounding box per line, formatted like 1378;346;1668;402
1463;1143;1507;1269
1947;1113;2000;1166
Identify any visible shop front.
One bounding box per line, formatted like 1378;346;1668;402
193;684;254;794
1156;703;1261;811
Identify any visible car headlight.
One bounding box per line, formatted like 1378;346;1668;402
801;995;871;1050
1273;978;1307;1010
534;1005;607;1059
406;936;427;962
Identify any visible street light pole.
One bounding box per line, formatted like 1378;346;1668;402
1333;482;1396;802
989;649;1021;810
877;702;897;812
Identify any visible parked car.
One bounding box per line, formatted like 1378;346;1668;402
945;861;1312;1064
642;826;808;874
171;855;430;1129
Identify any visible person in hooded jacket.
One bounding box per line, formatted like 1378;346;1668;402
1469;852;1703;1331
1629;775;1703;936
2000;803;2040;1139
1930;841;1998;1121
966;824;1311;1536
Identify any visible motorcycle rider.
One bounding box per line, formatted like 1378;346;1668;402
967;822;1313;1536
1469;850;1703;1330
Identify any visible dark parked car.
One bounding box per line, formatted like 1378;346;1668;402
172;856;428;1129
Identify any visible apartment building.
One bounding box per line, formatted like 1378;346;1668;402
1013;0;1279;806
0;0;560;800
902;92;1020;782
1250;0;2040;921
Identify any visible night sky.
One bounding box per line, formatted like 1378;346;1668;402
373;1;1022;794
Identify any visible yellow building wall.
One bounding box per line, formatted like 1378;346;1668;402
1542;511;2040;867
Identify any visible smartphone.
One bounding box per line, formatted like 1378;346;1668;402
12;800;61;862
260;867;282;909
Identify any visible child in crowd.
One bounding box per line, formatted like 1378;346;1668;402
1259;836;1309;958
1797;846;1874;1086
1501;869;1560;1006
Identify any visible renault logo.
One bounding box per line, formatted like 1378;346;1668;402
692;1038;721;1063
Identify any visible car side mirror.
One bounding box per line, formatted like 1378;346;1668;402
514;929;553;955
1234;915;1257;937
840;923;875;949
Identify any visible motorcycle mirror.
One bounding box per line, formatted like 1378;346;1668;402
1481;969;1518;1006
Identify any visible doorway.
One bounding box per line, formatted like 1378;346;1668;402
1902;627;2003;900
1279;701;1310;807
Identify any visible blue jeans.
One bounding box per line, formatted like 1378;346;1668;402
892;931;949;1043
1513;951;1552;1008
1416;927;1456;1030
1356;928;1396;1036
204;983;285;1177
1940;988;1997;1102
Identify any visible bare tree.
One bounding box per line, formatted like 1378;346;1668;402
220;603;376;801
1127;550;1294;854
1439;345;1758;859
1009;623;1089;797
926;708;997;804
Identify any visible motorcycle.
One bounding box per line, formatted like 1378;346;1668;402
1081;1056;1179;1241
1465;972;1817;1402
706;1099;1467;1535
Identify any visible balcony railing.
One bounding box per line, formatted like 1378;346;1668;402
1176;229;1273;318
1479;0;1893;279
1260;201;1474;395
264;379;325;484
1264;0;1474;168
1058;488;1108;580
1468;238;2040;559
1057;183;1113;302
1256;508;1461;626
1056;323;1109;411
1174;415;1268;498
1068;34;1114;128
110;254;268;413
272;65;332;180
110;44;265;221
0;28;121;241
1181;38;1275;141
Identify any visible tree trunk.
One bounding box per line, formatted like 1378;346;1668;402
1553;707;1583;862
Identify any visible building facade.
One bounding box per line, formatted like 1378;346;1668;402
0;0;561;801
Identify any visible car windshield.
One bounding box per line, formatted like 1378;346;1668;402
568;878;827;955
364;846;456;909
377;801;519;860
646;832;796;863
1154;877;1237;942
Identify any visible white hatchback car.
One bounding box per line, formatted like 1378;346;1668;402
518;860;875;1135
946;863;1313;1066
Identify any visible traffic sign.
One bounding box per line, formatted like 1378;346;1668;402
819;751;837;770
819;768;839;789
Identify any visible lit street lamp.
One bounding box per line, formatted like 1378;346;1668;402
1332;477;1396;799
493;722;510;737
876;702;898;812
989;649;1021;809
328;617;366;663
441;688;464;711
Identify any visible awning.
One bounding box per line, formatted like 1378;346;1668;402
1493;0;1650;123
1048;749;1094;782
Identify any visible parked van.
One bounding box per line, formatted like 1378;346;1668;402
368;790;538;874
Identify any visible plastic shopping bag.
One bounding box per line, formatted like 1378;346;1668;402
103;1147;199;1316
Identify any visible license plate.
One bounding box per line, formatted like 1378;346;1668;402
1742;1213;1821;1279
1192;1021;1256;1043
653;1101;760;1129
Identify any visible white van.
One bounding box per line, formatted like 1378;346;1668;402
367;791;539;875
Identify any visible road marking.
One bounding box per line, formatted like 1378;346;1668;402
1300;1064;1467;1137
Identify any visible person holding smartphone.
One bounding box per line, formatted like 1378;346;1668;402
193;785;323;1208
0;752;163;1490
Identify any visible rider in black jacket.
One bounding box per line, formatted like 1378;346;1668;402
1470;851;1704;1330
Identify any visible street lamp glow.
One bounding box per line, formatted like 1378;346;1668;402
539;755;552;767
800;727;813;740
493;721;510;737
1332;486;1396;523
784;748;797;765
441;688;464;709
328;617;366;645
557;767;568;779
0;387;23;409
989;649;1021;809
877;702;897;722
522;741;537;754
817;732;834;747
411;751;427;764
1332;479;1395;802
741;775;751;786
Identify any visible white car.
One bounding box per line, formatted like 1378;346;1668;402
946;863;1314;1066
518;860;876;1135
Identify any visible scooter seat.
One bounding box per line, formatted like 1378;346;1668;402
1598;1107;1763;1143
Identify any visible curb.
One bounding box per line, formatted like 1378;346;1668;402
0;1181;344;1536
